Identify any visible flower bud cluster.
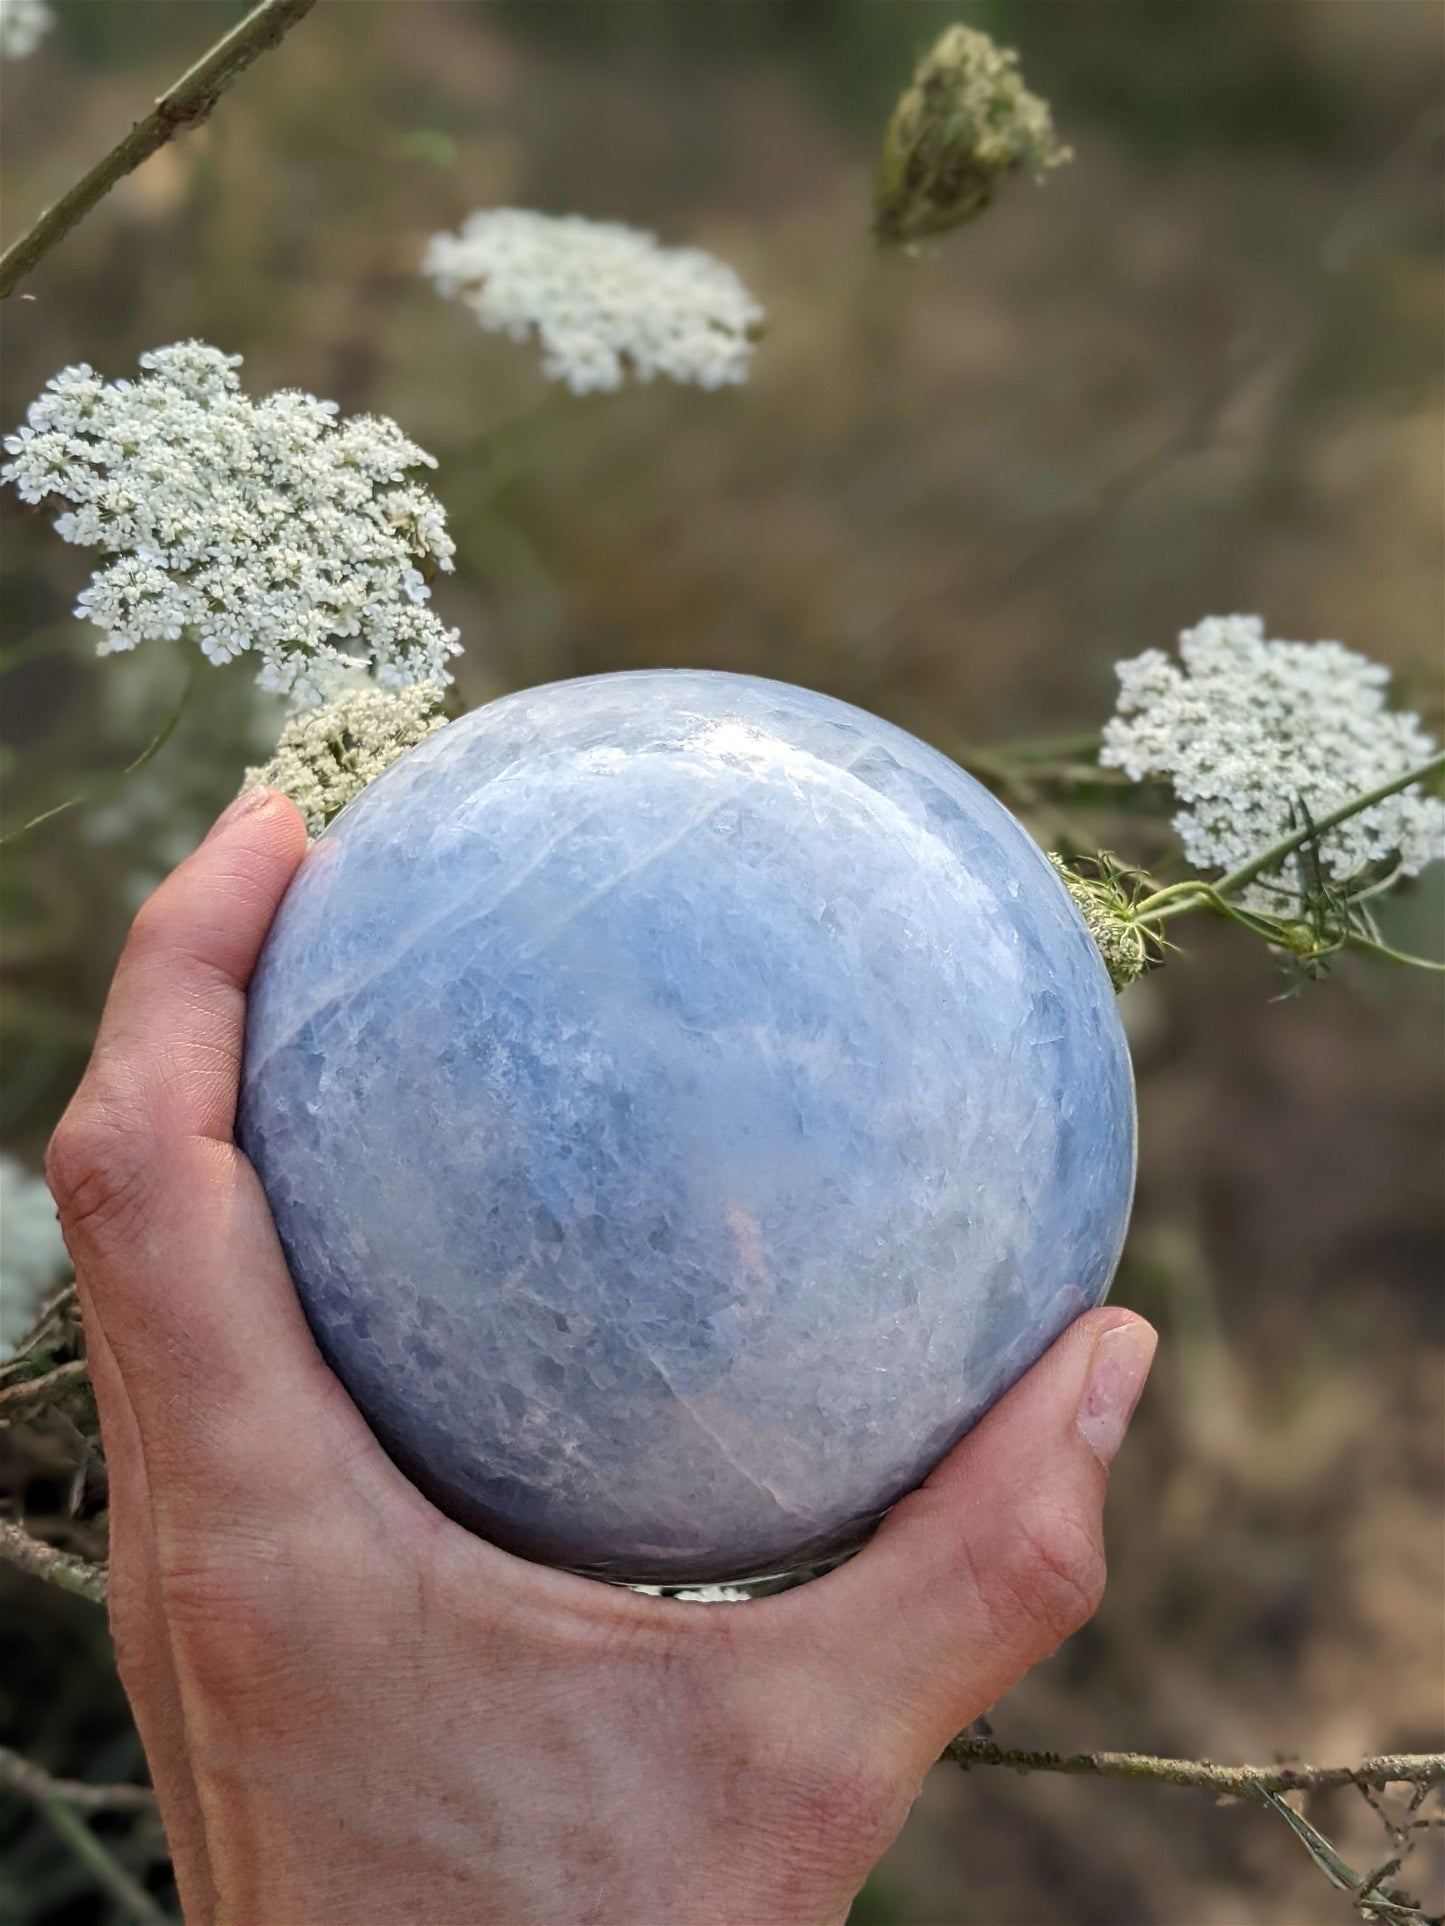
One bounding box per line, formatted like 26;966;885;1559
1048;855;1153;992
875;25;1070;246
244;681;449;837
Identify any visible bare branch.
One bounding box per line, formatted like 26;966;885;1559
1255;1787;1434;1924
0;0;318;300
0;1282;79;1370
0;1357;91;1423
945;1737;1445;1798
0;1516;107;1603
0;1745;156;1814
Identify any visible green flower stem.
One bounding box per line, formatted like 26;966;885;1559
36;1796;170;1924
1344;932;1445;972
0;661;195;845
0;0;317;301
1134;751;1445;927
1114;879;1202;913
985;730;1103;762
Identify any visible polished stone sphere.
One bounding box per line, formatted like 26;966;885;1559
239;672;1135;1584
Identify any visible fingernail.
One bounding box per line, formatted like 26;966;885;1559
1077;1319;1157;1466
204;786;271;844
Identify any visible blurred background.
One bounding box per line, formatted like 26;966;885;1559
1;2;1442;1920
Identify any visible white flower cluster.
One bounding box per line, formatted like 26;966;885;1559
2;343;461;702
0;1155;68;1359
423;210;763;395
1102;615;1445;909
245;681;448;837
0;0;53;60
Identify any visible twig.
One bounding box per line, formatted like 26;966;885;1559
945;1738;1445;1798
35;1795;171;1924
0;1357;90;1422
0;1516;107;1603
0;1745;156;1814
1;1281;78;1370
0;0;318;300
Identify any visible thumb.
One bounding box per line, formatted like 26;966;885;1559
46;788;339;1512
797;1308;1156;1767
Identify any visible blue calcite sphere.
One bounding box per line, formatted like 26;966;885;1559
239;671;1135;1584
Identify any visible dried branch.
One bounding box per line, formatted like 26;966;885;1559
0;1357;91;1423
0;1745;156;1814
1254;1786;1429;1925
0;1281;79;1370
0;0;318;300
945;1737;1445;1798
0;1515;107;1603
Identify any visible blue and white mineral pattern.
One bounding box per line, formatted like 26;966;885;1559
240;671;1136;1583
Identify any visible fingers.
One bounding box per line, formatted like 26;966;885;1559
46;792;362;1504
791;1309;1156;1766
69;785;307;1151
47;783;304;1286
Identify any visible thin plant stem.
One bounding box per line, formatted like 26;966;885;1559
1344;932;1445;972
1253;1787;1427;1925
0;1746;156;1815
984;729;1104;762
0;660;196;844
35;1795;170;1924
0;0;317;300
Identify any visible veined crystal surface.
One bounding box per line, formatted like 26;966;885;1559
239;671;1135;1583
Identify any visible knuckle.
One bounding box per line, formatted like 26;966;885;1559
107;1562;166;1707
160;1542;302;1713
45;1104;152;1247
989;1501;1107;1649
740;1745;910;1895
123;888;176;963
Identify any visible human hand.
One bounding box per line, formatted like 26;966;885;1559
47;787;1157;1926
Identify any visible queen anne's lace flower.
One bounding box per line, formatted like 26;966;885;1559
245;681;448;837
1047;854;1151;992
0;1155;68;1358
423;211;764;395
0;0;53;60
2;343;461;702
1102;615;1445;910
